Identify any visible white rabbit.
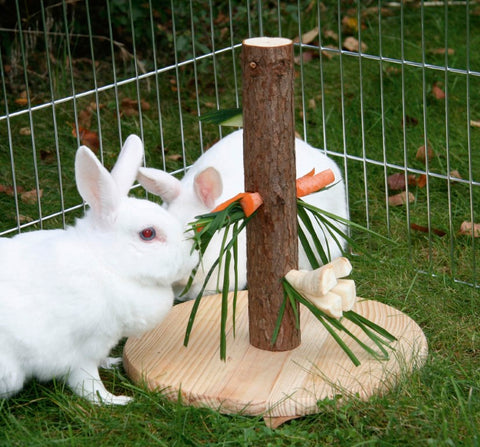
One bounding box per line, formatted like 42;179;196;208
137;129;349;301
0;135;197;404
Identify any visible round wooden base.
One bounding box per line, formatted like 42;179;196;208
123;291;427;428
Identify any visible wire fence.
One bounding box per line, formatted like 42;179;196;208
0;0;479;286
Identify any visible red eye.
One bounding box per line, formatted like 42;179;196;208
139;227;156;241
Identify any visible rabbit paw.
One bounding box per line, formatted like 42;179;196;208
99;357;123;370
67;366;132;405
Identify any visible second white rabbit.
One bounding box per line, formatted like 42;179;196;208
137;129;349;301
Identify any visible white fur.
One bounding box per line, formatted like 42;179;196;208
137;129;349;301
0;135;197;404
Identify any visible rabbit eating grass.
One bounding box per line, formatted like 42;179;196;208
0;135;197;404
137;129;349;301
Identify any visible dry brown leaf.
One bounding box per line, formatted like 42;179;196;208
429;48;455;56
323;29;338;41
410;223;446;237
294;27;319;45
470;120;480;128
459;221;480;238
0;184;25;196
432;82;445;100
321;45;338;59
120;98;150;116
402;115;418;127
294;51;315;64
40;149;55;163
167;154;182;161
72;126;100;152
388;173;418;190
388;191;414;206
19;127;31;136
21;189;43;204
342;36;367;53
342;16;359;33
387;173;406;190
416;174;427;188
416;144;435;163
449;170;462;180
15;90;28;106
78;107;92;129
308;98;316;110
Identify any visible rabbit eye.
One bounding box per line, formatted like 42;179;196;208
139;227;156;241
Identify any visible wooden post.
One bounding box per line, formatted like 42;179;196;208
242;37;300;351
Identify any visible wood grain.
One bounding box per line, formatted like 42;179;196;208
124;292;428;420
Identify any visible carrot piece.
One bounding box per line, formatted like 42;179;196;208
296;168;335;198
297;168;316;182
239;192;263;217
209;192;249;214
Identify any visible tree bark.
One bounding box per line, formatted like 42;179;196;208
242;37;300;351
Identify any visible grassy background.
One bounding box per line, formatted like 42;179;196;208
1;1;479;445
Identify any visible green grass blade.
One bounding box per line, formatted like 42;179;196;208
199;108;243;126
220;250;231;360
344;310;397;342
297;219;321;269
271;288;289;346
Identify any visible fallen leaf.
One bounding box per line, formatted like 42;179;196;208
429;48;455;55
78;106;93;128
449;170;462;180
323;29;338;41
361;6;393;18
342;36;367;53
21;189;43;204
387;173;406;190
321;45;338;60
470;119;480;128
166;154;182;161
416;144;435;163
308;98;316;110
402;115;418;127
385;66;401;76
15;90;28;106
416;174;427;188
459;221;480;238
388;173;419;190
294;51;315;64
388;191;414;206
121;97;151;116
410;223;446;237
40;149;55;163
294;27;319;45
342;16;359;34
18;214;33;223
0;184;25;196
19;127;31;136
72;126;100;152
432;82;445;99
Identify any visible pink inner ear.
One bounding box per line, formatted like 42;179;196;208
194;167;223;210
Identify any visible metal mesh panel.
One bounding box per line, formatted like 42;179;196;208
1;1;478;286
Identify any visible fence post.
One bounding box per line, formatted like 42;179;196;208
242;37;300;351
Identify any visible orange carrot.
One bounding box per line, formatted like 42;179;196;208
209;192;249;214
296;168;335;198
239;192;263;217
297;168;316;181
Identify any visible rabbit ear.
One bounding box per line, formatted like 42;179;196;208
194;167;223;209
75;146;120;221
137;167;182;204
111;134;144;196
